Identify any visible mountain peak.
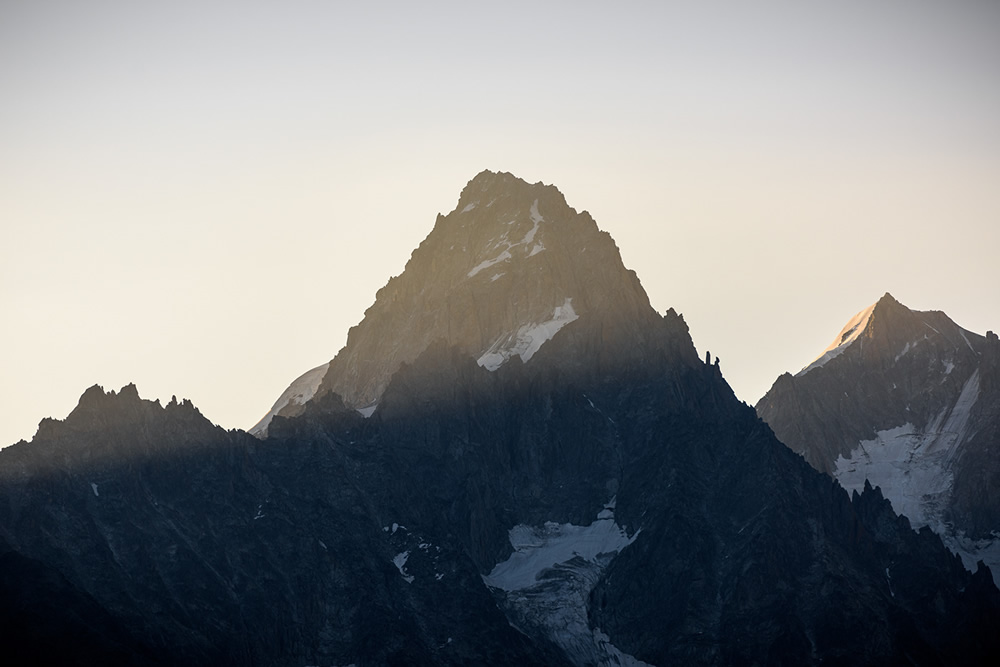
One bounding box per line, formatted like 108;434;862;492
460;169;558;196
877;291;898;305
252;170;658;435
870;291;909;320
70;383;141;416
794;293;983;378
460;169;524;194
317;167;655;401
453;171;571;232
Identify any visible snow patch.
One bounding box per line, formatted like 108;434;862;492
461;202;477;213
467;249;513;277
90;483;99;497
393;551;414;584
250;362;330;436
528;242;545;257
356;403;377;418
491;272;505;282
529;199;545;224
477;298;579;371
483;499;643;666
797;302;876;376
521;199;543;245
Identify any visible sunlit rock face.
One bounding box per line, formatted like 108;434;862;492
252;170;657;435
758;293;1000;580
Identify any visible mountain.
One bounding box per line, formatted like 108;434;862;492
757;292;1000;580
252;170;655;435
2;174;998;665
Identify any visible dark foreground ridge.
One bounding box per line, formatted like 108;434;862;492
2;174;998;665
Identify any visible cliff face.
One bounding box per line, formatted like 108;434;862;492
757;293;1000;580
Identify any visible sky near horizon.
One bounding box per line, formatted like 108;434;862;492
2;1;999;447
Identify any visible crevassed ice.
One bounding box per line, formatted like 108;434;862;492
477;298;578;371
833;370;998;583
483;499;647;666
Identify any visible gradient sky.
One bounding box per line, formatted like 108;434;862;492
2;1;999;448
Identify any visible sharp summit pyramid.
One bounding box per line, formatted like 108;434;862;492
252;170;656;435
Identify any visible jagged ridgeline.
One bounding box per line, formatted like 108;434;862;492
1;171;997;666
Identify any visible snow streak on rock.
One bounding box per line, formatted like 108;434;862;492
393;551;414;584
477;298;579;371
466;198;545;277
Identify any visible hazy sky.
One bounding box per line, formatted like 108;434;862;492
2;1;999;447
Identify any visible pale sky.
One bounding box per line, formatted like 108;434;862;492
2;1;999;447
